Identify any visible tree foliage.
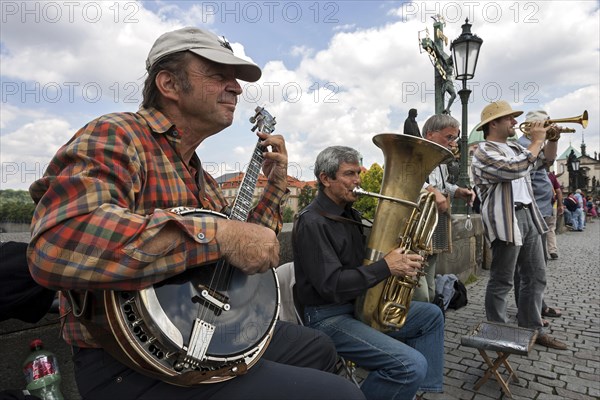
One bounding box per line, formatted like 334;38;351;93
298;184;317;211
353;163;383;219
282;206;295;223
0;189;34;204
0;189;35;222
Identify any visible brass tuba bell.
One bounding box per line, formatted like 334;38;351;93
353;134;454;331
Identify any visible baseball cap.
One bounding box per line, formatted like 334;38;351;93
524;110;551;122
146;27;262;82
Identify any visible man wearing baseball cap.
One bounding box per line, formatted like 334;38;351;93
28;27;365;399
514;111;565;334
516;110;562;261
471;101;567;350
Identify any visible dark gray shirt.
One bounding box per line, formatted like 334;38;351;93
292;192;391;307
517;135;553;217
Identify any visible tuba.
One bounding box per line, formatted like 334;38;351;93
354;134;454;331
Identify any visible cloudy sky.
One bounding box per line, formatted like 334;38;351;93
1;0;599;190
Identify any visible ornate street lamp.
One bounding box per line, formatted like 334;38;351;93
571;158;581;192
451;18;483;214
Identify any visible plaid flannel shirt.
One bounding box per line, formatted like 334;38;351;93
27;107;285;347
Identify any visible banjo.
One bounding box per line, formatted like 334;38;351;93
98;107;280;385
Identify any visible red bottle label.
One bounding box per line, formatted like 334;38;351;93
23;355;59;382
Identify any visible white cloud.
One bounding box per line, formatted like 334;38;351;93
0;1;254;96
1;118;73;163
2;3;158;84
332;23;357;32
290;45;314;58
258;1;600;175
1;1;598;191
1;115;75;189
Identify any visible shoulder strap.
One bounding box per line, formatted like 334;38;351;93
439;166;447;190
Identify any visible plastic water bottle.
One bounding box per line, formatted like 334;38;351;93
23;339;65;400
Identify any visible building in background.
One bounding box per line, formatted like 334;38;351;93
218;173;317;214
555;143;600;195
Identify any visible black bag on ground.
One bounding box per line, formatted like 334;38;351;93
448;279;468;310
0;241;56;323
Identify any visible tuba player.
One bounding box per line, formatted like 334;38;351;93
293;146;444;400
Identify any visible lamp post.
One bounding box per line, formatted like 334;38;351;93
451;18;483;214
571;158;580;192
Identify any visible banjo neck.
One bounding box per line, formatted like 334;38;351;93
229;106;277;222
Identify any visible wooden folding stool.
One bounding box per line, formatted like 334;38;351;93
461;321;538;398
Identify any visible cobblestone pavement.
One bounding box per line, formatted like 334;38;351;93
422;219;600;400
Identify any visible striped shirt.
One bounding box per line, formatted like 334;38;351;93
27;107;285;347
471;140;548;246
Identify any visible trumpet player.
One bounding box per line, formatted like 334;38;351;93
417;114;476;303
471;101;567;350
292;146;444;400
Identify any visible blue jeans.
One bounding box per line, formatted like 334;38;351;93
563;209;572;225
485;208;546;332
571;208;583;230
304;301;444;400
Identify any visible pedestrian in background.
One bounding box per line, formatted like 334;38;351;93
547;170;563;259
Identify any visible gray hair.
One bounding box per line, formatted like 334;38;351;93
314;146;361;191
422;114;460;137
142;51;194;110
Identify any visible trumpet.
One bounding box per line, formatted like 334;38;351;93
519;110;588;139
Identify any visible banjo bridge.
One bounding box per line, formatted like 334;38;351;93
192;284;231;315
